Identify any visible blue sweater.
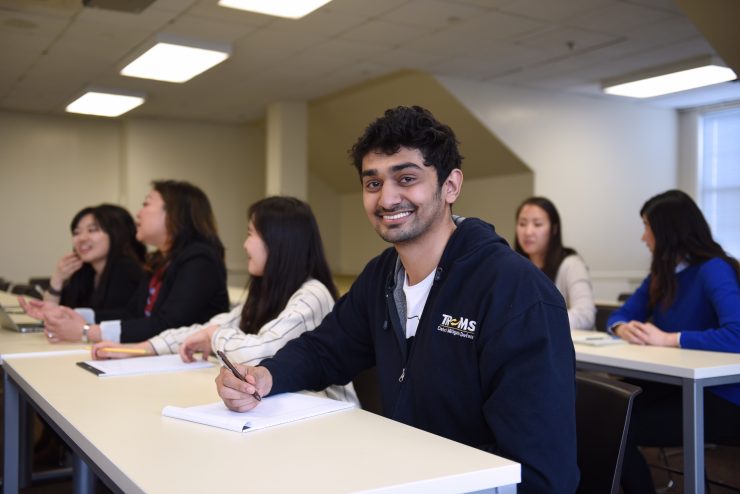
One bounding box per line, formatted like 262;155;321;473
608;258;740;405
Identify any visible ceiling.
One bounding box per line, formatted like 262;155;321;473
1;0;739;124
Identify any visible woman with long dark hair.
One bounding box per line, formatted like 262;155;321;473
515;196;596;329
92;196;358;405
607;189;740;493
38;180;229;344
41;204;145;310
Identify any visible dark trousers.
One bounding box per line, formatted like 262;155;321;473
621;380;740;493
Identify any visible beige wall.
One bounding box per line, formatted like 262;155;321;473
0;112;122;283
307;173;342;273
0;111;265;285
123;118;265;278
454;172;534;245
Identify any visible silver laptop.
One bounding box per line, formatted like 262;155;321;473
0;305;44;333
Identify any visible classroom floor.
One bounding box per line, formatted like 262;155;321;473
641;446;740;494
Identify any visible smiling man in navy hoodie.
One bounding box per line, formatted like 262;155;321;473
216;105;579;493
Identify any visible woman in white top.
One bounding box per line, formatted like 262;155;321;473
93;196;357;405
515;196;596;330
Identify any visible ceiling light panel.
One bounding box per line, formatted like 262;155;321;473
604;65;736;98
66;90;145;117
121;37;231;83
602;56;737;99
218;0;333;19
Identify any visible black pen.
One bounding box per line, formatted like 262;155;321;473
217;350;262;401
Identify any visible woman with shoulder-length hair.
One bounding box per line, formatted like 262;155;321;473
40;180;229;344
515;196;596;330
93;196;358;405
608;189;740;493
38;204;145;311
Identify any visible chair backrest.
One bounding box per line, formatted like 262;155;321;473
10;283;42;299
576;372;641;494
595;303;619;332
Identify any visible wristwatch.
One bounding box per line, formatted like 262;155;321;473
82;324;90;343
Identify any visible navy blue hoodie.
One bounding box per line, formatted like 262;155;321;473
262;218;579;493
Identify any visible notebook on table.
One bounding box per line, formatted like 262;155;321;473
0;305;44;333
162;392;354;433
572;333;626;346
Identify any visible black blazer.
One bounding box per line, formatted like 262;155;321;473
97;241;229;343
61;257;144;311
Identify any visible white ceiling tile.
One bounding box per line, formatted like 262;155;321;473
323;0;409;17
338;19;427;46
453;0;511;8
378;0;487;29
235;27;327;59
441;10;546;41
567;1;675;34
268;9;366;37
515;26;621;58
0;8;71;38
0;0;734;121
627;0;682;15
162;13;259;43
0;0;81;18
623;16;701;45
314;38;390;61
174;0;275;27
367;46;450;70
498;0;613;22
75;5;178;30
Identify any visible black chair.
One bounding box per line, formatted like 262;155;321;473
352;366;383;415
28;277;51;294
10;283;42;299
576;372;642;494
595;303;620;332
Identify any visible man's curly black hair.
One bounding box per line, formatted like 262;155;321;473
349;106;463;186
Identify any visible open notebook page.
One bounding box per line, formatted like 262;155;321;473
162;392;354;432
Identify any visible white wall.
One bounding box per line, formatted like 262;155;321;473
0;111;265;287
438;77;678;300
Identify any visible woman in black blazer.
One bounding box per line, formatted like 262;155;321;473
39;180;229;344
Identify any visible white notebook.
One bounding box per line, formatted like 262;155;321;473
162;392;354;433
76;354;213;377
572;333;627;346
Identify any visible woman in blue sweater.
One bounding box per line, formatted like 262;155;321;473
607;189;740;493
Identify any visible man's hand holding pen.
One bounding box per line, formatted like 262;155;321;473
216;361;273;412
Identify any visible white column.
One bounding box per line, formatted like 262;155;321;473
266;101;308;199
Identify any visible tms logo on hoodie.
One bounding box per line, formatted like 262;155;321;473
437;313;477;340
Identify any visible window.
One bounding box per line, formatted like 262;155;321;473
699;106;740;258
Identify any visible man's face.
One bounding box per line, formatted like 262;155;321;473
360;147;449;245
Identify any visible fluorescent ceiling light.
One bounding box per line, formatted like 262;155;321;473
121;37;231;83
603;57;736;98
218;0;332;19
66;90;145;117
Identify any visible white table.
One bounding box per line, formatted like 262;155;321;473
0;309;89;491
3;352;520;494
572;329;740;494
